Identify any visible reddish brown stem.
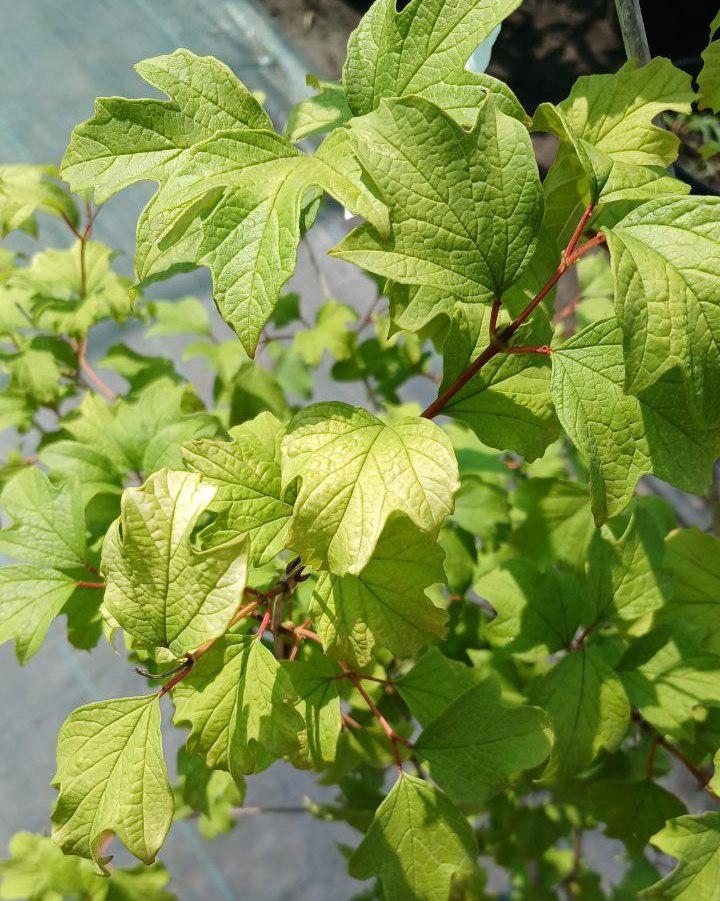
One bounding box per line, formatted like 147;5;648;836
635;713;720;802
255;608;272;641
421;230;606;420
74;337;117;401
343;664;410;773
564;202;596;259
489;298;501;339
76;580;105;589
506;344;553;356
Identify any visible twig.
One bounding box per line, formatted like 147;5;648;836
634;712;720;801
421;215;605;420
342;662;411;773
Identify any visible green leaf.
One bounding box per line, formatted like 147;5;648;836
618;626;720;741
61;50;387;356
228;639;305;778
101;469;250;656
415;678;551;804
0;164;77;237
333;94;542;309
310;514;447;667
137;125;386;355
0;832;176;901
574;252;614;330
585;779;686;855
0;468;87;571
439;303;558;461
532;647;630;777
551;318;720;523
0;334;78;410
293;301;357;365
396;647;482;727
509;478;596;571
606;196;720;424
586;501;672;624
51;695;174;872
172;633;250;771
476;560;586;656
174;746;244;839
145;296;212;338
662;528;720;653
282;402;458;574
61;49;272;202
0;565;77;663
645;813;720;899
183;412;292;565
285;76;352;142
283;657;342;768
349;774;479;901
537;59;693;245
698;12;720;113
12;241;132;336
99;345;182;397
343;0;525;125
65;383;218;478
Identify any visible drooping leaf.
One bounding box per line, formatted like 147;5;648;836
645;813;720;899
332;94;543;309
228;639;305;779
415;678;551;804
310;514;447;667
605;195;720;425
532;647;630;778
172;633;250;771
101;469;250;656
0;566;77;664
283;657;342;768
0;467;87;572
551;318;720;523
349;774;479;901
476;560;586;656
281;402;458;574
183;411;293;565
343;0;525;125
51;695;174;872
438;303;558;461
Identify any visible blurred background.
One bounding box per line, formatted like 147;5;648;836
0;1;717;897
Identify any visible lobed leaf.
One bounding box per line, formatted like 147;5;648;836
101;469;250;656
281;402;458;575
51;695;173;872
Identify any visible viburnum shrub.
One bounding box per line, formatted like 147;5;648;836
3;1;720;898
